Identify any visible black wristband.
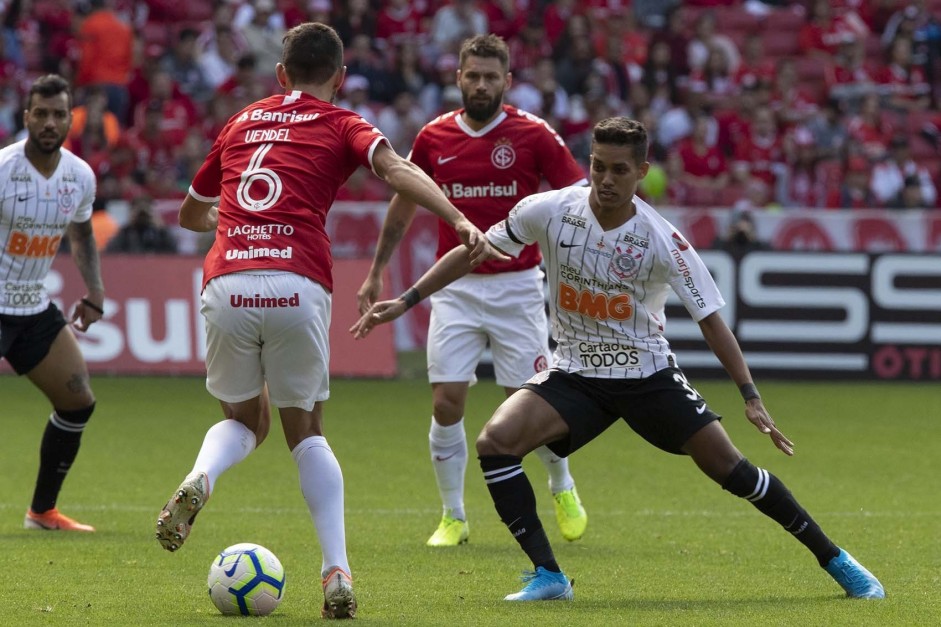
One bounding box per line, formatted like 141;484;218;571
400;287;421;310
81;298;104;315
739;382;760;401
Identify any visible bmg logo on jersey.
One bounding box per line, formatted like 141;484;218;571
559;283;633;321
6;232;62;258
491;138;516;169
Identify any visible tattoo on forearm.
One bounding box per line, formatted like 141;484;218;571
68;222;104;292
375;221;407;266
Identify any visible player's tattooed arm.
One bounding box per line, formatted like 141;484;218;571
67;219;104;297
358;194;417;313
67;219;105;331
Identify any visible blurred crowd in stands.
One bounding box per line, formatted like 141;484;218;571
1;0;940;253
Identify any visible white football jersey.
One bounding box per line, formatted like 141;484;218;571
487;186;725;379
0;140;96;315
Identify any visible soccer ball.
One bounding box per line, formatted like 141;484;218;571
207;543;286;616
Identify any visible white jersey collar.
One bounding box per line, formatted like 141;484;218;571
455;110;508;138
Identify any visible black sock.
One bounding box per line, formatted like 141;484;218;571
479;454;559;572
31;405;94;513
723;458;840;567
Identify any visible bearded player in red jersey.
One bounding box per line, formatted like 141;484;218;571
154;23;503;619
357;34;589;548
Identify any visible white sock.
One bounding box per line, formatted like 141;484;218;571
292;435;349;575
191;420;257;493
533;445;575;494
429;417;467;521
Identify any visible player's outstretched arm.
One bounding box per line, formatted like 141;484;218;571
66;219;105;332
179;194;219;233
371;143;508;267
357;193;418;314
698;311;794;456
351;244;477;339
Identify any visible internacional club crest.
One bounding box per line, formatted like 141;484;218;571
491;138;516;169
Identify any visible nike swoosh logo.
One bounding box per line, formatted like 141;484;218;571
437;155;457;164
434;452;457;462
696;404;707;415
560;241;582;248
17;195;32;202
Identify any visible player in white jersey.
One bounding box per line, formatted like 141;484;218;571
357;34;588;548
352;117;885;602
0;75;104;532
154;23;501;620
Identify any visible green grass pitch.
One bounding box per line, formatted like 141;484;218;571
1;374;938;625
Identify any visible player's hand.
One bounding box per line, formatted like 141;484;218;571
71;296;104;332
745;398;794;456
356;274;383;315
350;299;407;339
453;218;509;266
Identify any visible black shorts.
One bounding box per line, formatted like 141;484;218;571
0;304;68;375
521;367;721;457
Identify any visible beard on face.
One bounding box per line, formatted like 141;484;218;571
29;130;65;154
462;90;503;122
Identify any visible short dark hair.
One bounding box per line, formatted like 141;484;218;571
27;74;73;110
592;117;648;164
459;34;510;72
281;22;343;85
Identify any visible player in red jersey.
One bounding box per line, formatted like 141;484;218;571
357;34;590;548
154;23;502;620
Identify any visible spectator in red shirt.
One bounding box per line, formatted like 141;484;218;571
734;33;775;91
509;17;553;84
543;0;581;48
376;0;427;50
769;58;820;130
799;0;868;57
676;114;730;193
876;35;931;113
732;105;786;189
482;0;527;42
284;0;333;30
824;37;877;110
845;92;894;162
131;69;195;147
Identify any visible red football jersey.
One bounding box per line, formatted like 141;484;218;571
410;105;585;274
190;90;387;292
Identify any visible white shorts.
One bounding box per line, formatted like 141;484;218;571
202;271;331;411
427;266;550;388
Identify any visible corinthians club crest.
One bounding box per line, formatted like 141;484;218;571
609;244;644;281
58;185;76;215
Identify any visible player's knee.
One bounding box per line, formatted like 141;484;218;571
53;402;95;428
475;422;513;457
431;398;464;424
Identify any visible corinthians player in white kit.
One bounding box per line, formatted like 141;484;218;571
0;75;104;532
353;117;885;602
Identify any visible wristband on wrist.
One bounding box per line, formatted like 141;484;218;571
400;287;421;310
81;298;104;315
739;382;760;401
